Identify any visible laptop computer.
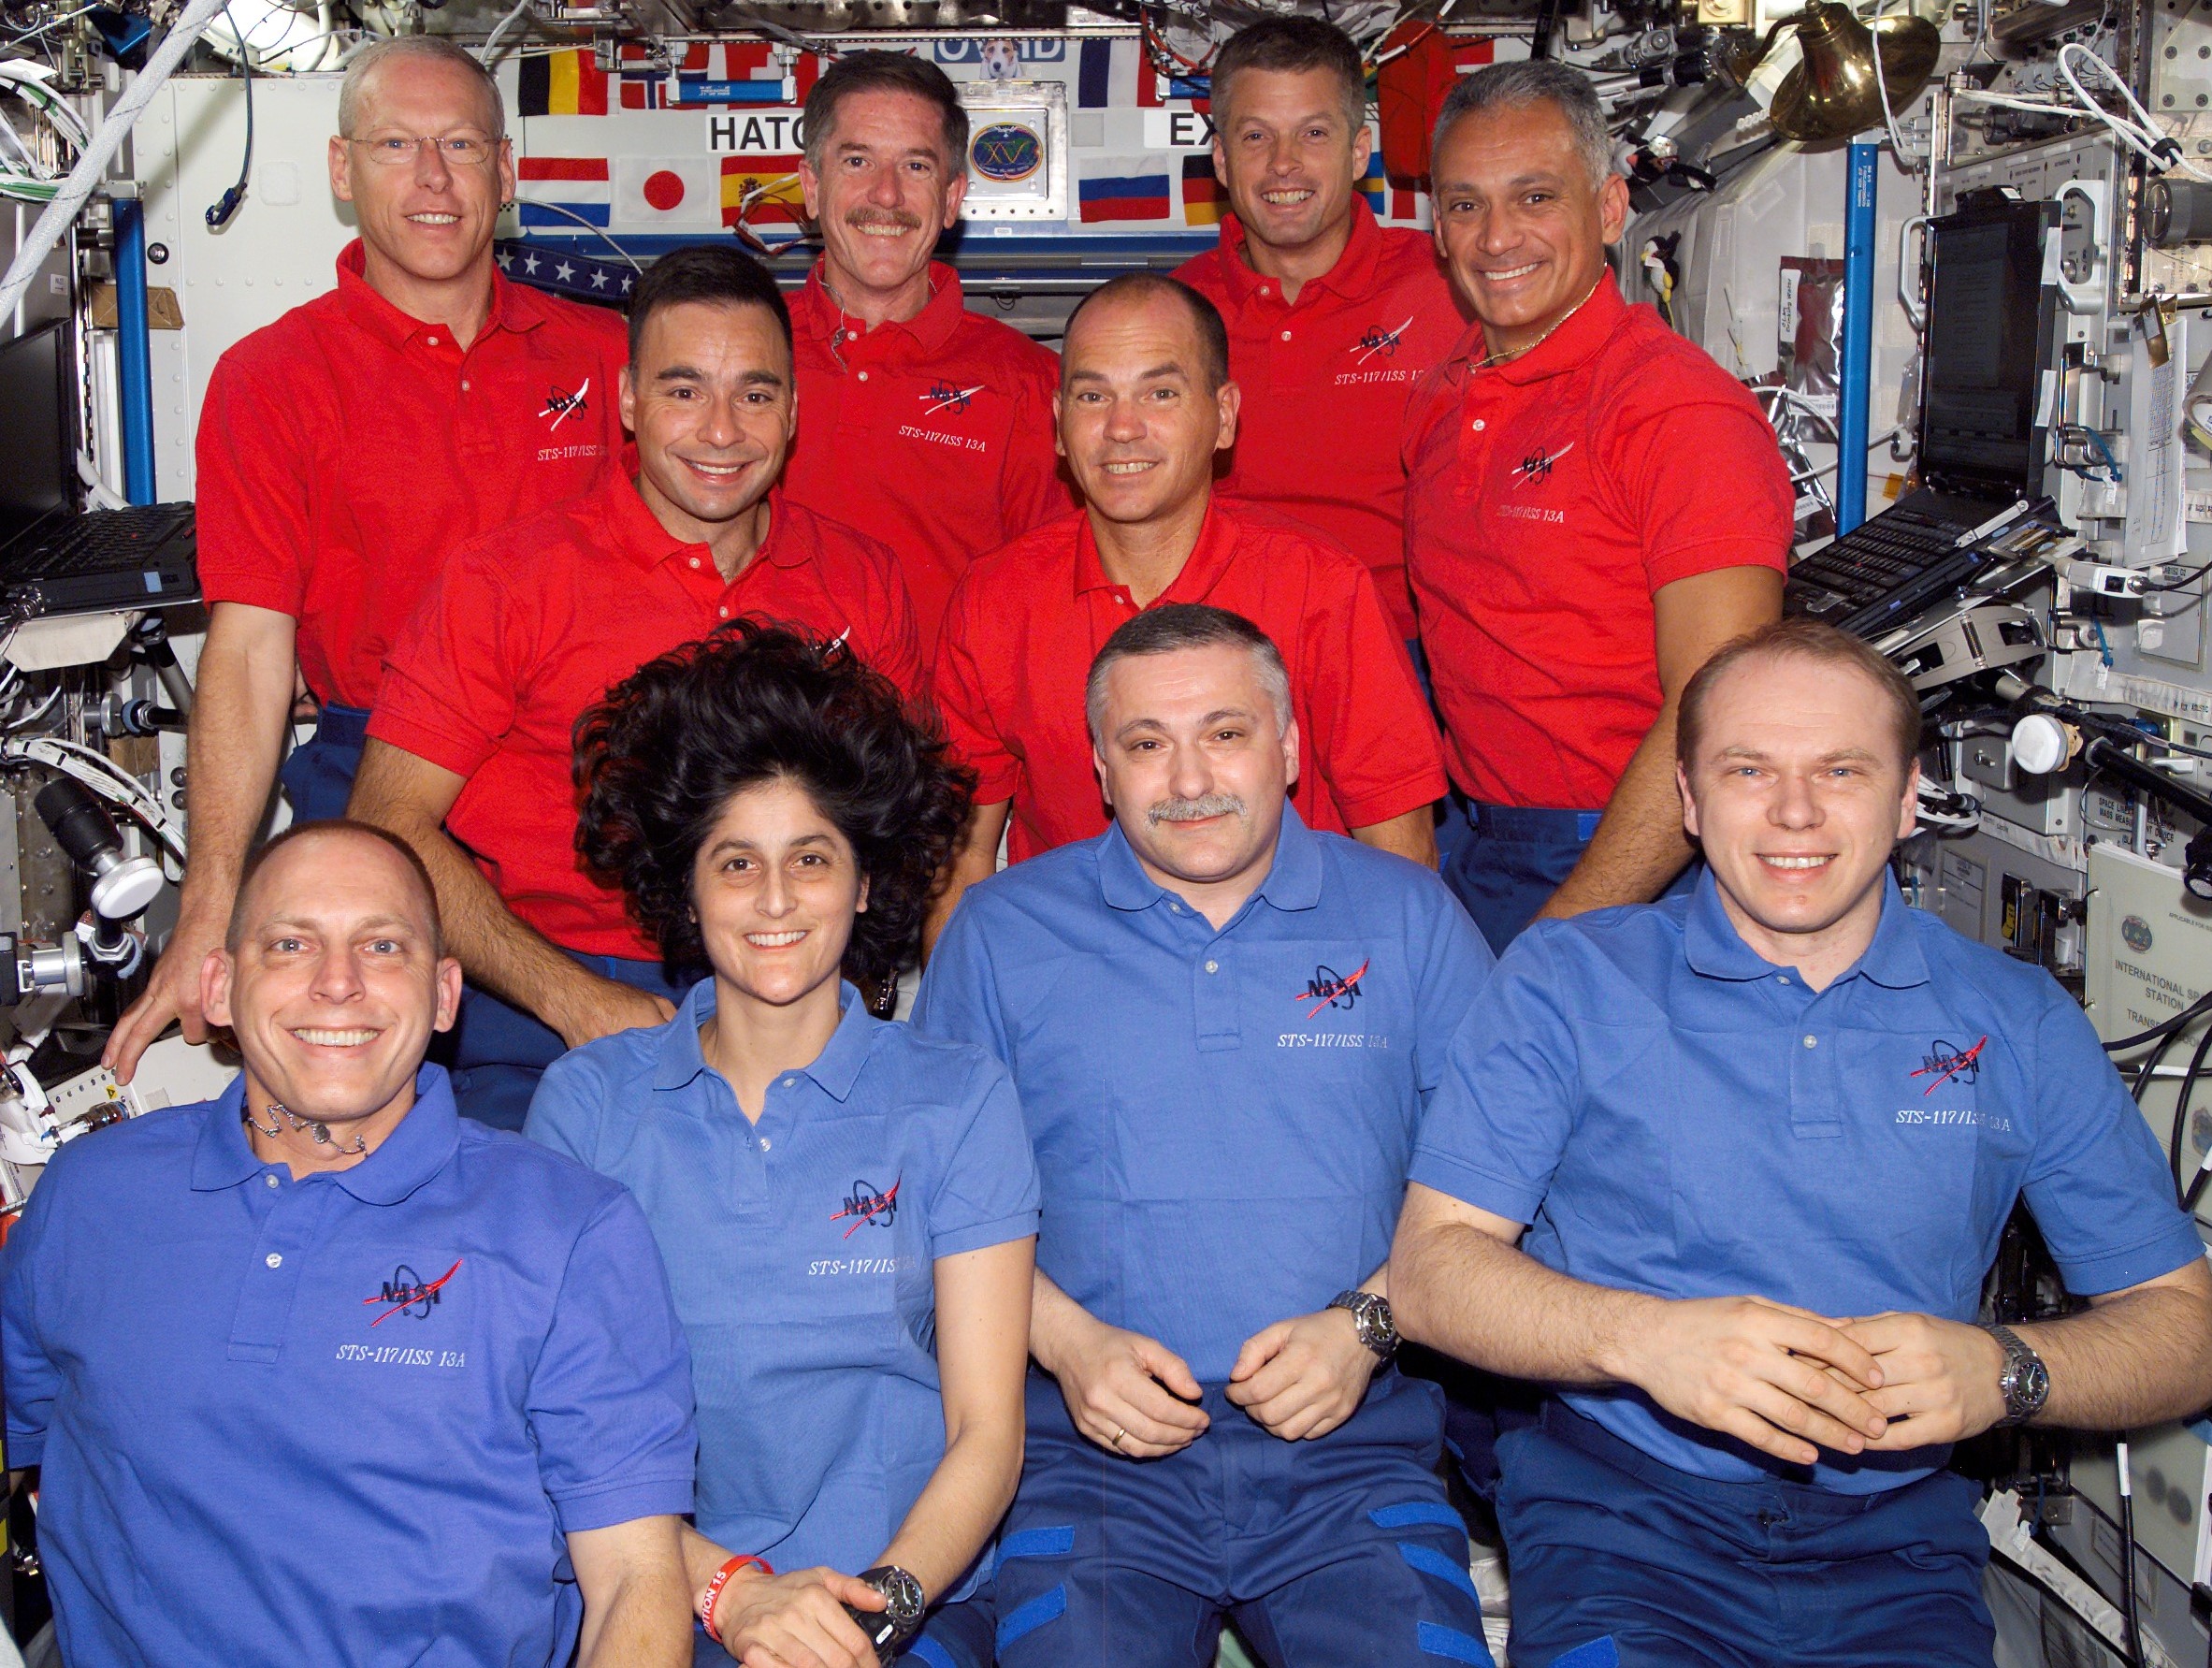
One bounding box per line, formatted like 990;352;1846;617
1786;193;2061;637
0;319;198;619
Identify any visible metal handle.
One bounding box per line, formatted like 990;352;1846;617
1898;214;1930;333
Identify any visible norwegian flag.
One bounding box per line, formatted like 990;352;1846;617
618;42;823;111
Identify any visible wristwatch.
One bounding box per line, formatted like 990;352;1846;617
846;1565;926;1665
1981;1322;2051;1428
1328;1290;1401;1360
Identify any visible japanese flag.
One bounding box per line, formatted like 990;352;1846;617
614;156;722;232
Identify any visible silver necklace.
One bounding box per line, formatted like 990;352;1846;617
241;1100;367;1156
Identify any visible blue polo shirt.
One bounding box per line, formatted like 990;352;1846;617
1411;870;2205;1492
1;1066;697;1668
914;805;1495;1384
526;980;1039;1582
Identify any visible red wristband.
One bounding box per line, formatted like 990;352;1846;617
701;1553;773;1646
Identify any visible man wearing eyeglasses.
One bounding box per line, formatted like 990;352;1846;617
105;36;630;1090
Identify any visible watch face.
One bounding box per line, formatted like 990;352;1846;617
875;1567;925;1622
2020;1357;2051;1408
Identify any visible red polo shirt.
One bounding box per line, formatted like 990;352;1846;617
195;240;629;710
1176;201;1465;640
781;262;1071;651
1404;272;1792;812
369;472;922;959
934;500;1446;863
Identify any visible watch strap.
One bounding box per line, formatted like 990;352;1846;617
1982;1322;2049;1427
1328;1289;1399;1358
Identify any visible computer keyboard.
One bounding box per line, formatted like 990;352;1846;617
1790;513;1973;608
1786;507;1993;635
15;504;194;578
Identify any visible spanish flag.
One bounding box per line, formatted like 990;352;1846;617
517;49;609;118
721;155;807;227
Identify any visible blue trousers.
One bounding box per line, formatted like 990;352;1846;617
993;1370;1491;1668
447;955;687;1131
1440;802;1603;958
277;703;371;824
1496;1401;1995;1668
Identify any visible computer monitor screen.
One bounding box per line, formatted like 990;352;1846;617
0;321;75;542
1920;203;2050;498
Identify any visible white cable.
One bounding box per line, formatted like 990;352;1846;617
478;0;535;66
0;0;232;331
1869;33;1921;171
0;62;92;148
515;199;643;271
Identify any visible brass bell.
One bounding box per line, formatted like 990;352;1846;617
1729;2;1944;145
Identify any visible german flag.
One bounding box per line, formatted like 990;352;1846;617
517;49;609;118
1182;152;1223;226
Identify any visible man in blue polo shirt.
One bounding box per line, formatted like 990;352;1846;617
1391;618;2212;1668
3;819;699;1668
916;603;1496;1667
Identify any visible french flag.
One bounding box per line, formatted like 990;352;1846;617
1077;38;1162;109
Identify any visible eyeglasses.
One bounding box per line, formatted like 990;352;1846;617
345;135;500;167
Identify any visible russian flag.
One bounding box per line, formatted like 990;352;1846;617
1077;154;1170;223
515;155;610;228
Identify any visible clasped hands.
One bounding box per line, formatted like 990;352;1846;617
1620;1296;2014;1467
1047;1305;1380;1458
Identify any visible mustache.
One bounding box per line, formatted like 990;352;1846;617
1148;793;1246;827
846;210;922;232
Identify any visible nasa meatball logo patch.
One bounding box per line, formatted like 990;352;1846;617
1511;442;1574;487
538;380;591;429
1297;960;1368;1017
1278;960;1390;1051
363;1258;462;1325
334;1259;470;1368
1352;317;1411;365
831;1176;901;1238
1910;1036;1987;1094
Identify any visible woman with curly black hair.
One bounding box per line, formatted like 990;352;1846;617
525;622;1037;1668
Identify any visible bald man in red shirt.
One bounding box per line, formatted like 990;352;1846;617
1175;17;1464;644
105;36;629;1084
352;248;919;1131
926;274;1445;951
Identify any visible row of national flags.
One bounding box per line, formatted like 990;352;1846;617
514;38;1432;232
518;44;823;116
522;38;1184;120
1079;141;1395;227
516;153;803;232
523;146;1402;233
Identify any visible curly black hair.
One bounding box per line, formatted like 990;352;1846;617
572;621;976;986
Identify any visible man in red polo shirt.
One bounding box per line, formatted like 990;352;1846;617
926;273;1444;950
1175;17;1463;645
1407;60;1790;957
782;51;1070;649
103;36;629;1083
350;247;919;1131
